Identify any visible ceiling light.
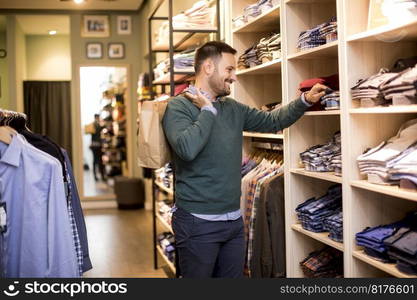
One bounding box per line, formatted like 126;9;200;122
74;0;85;4
48;30;57;35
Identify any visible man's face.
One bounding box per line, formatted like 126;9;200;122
208;53;237;97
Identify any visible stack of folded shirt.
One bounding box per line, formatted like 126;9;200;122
323;210;343;242
300;132;342;173
296;184;342;234
357;118;417;185
297;17;337;51
356;222;404;263
154;1;215;47
380;64;417;105
155;163;174;189
356;212;417;275
173;49;195;71
388;146;417;189
300;247;343;278
351;57;417;107
153;49;196;80
299;74;339;111
351;68;401;107
238;45;260;69
257;32;281;62
321;91;341;110
238;32;281;69
158;199;174;226
384;227;417;275
157;232;176;263
232;0;278;28
173;0;216;29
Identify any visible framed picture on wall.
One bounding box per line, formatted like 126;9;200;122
86;42;103;59
108;43;125;59
82;15;110;37
117;16;132;35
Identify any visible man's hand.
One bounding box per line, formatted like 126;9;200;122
304;83;329;104
184;89;213;109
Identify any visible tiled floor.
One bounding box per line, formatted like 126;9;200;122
82;208;167;278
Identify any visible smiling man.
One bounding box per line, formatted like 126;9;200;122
162;41;326;278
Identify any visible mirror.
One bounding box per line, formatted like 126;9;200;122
80;66;128;198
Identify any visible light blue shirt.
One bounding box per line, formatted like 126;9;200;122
0;134;78;277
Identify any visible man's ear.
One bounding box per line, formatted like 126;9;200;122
202;58;215;76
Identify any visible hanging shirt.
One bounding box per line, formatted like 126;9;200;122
0;134;78;277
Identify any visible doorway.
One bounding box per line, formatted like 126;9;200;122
79;66;128;199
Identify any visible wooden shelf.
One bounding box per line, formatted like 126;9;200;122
156;245;176;274
353;250;417;278
155;181;174;196
287;41;338;60
304;110;340;116
285;0;334;3
243;132;284;139
290;168;342;183
152;71;194;85
156;213;173;234
233;4;280;33
153;29;215;52
291;224;344;251
236;59;282;75
351;180;417;202
347;19;417;42
349;105;417;114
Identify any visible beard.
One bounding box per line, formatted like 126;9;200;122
209;70;233;97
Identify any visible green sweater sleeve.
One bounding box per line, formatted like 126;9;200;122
162;98;216;162
238;97;308;133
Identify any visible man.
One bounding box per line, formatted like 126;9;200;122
162;41;327;278
89;114;106;181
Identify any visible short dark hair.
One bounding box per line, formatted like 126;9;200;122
194;41;237;74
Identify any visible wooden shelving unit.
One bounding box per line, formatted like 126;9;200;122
227;0;417;278
292;224;344;252
287;41;338;60
353;250;417;279
156;213;174;234
232;4;281;33
236;59;282;76
243;131;283;139
351;180;417;203
290;168;342;184
156;245;176;274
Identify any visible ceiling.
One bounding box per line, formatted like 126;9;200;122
0;0;144;11
16;15;70;35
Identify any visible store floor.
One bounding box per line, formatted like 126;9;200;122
82;208;167;278
84;169;114;197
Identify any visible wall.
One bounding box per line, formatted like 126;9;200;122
26;35;71;80
70;12;142;199
0;30;9;109
7;15;26;112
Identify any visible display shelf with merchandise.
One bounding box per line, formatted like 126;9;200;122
291;224;344;252
232;3;281;34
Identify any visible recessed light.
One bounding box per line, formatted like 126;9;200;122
48;30;57;35
74;0;85;4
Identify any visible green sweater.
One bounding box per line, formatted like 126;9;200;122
162;96;308;214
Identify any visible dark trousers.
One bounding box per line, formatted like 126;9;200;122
172;207;245;278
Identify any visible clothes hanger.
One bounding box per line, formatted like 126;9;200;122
0;126;16;145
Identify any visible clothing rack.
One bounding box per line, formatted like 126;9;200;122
147;0;221;278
